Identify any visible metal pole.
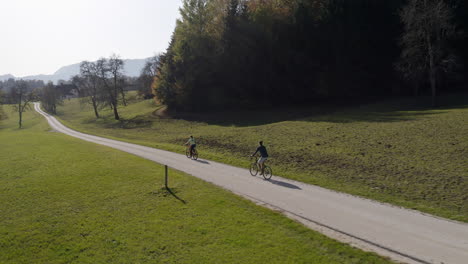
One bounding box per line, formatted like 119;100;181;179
165;165;168;189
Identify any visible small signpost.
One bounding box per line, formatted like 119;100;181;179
165;165;168;189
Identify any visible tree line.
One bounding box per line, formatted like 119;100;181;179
153;0;468;111
0;54;160;127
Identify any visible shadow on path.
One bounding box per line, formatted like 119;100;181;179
268;179;302;190
195;159;210;164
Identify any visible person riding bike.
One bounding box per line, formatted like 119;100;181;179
185;135;197;157
251;141;269;175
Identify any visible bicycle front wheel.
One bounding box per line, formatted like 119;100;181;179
249;163;258;176
185;149;191;158
263;166;272;180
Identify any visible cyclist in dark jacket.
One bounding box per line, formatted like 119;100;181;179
251;141;268;175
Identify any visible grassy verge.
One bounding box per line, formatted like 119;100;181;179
55;93;468;222
0;106;392;263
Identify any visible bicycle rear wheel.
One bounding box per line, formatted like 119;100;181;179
192;149;198;160
249;163;258;176
263;166;272;180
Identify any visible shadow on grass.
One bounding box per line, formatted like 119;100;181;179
166;187;186;204
151;187;186;204
78;114;154;129
159;93;468;127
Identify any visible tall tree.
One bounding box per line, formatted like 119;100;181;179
398;0;458;105
40;82;62;114
96;58;121;120
75;61;102;118
138;55;160;97
0;88;5;120
10;81;36;128
108;54;127;106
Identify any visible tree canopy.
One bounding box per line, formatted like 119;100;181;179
153;0;467;111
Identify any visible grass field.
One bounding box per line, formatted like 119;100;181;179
0;106;393;263
55;92;468;222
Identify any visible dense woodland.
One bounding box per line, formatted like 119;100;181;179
1;0;467;115
153;0;468;111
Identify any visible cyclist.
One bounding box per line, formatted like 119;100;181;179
185;135;197;157
251;141;269;175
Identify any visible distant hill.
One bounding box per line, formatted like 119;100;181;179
0;74;15;81
3;58;149;84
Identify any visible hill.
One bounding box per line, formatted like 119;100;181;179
2;58;149;83
0;74;14;81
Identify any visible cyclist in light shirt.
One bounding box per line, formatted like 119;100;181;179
185;135;197;157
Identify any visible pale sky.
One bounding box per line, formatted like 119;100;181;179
0;0;183;77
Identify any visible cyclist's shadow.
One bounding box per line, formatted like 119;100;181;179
268;179;302;190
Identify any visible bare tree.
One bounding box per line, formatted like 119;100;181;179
138;55;160;97
0;87;4;104
0;88;5;120
108;54;126;106
74;61;102;118
10;80;36;128
96;58;121;120
40;82;62;114
398;0;458;106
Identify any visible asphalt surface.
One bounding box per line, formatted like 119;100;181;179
34;103;468;264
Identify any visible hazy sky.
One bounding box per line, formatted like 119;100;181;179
0;0;183;77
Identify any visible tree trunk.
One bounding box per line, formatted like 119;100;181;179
112;102;120;120
18;94;22;128
120;89;127;106
18;110;22;128
427;35;437;107
91;97;99;118
413;78;419;96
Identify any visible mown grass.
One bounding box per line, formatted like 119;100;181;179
0;106;393;263
0;105;7;121
55;92;468;222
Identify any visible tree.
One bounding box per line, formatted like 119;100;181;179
398;0;458;106
10;80;36;128
96;57;121;120
74;61;102;118
0;88;5;120
0;87;4;104
138;55;160;97
108;54;127;106
40;82;62;114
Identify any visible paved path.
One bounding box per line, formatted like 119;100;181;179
34;103;468;264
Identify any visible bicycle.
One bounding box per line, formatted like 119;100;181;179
249;156;272;180
186;146;199;160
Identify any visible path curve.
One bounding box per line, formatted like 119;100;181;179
34;103;468;264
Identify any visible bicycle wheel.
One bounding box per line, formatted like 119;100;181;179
263;166;272;180
185;149;191;158
192;149;198;160
249;163;258;176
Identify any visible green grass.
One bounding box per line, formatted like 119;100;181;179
55;92;468;222
0;105;7;121
0;106;393;263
